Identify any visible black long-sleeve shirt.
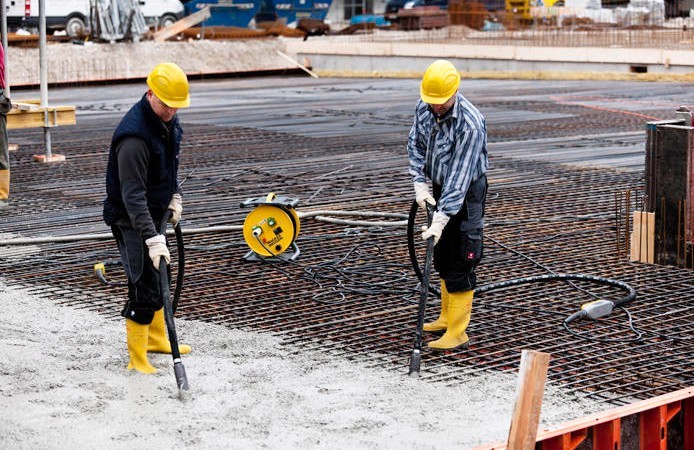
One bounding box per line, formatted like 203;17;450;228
115;136;160;239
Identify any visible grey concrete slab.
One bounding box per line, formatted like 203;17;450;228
14;76;694;172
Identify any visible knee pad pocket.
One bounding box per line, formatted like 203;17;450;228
121;305;156;325
460;229;483;264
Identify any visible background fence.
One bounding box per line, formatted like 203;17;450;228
328;0;694;49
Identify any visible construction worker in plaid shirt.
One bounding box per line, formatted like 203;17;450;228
408;60;488;350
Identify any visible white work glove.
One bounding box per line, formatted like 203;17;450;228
168;193;183;227
145;234;170;268
421;211;450;245
413;181;436;209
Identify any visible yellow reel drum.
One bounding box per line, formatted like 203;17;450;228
241;193;300;260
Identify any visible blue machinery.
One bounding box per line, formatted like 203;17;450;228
183;0;260;27
183;0;332;28
271;0;332;24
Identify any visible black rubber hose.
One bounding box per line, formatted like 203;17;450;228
406;200;636;311
406;200;441;297
476;273;636;306
173;222;185;314
159;212;189;393
409;204;434;377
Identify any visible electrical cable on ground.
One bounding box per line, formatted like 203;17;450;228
405;200;644;343
252;235;418;304
11;199;648;343
0;210;406;246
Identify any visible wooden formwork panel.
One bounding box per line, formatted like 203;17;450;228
644;122;693;266
7;99;76;130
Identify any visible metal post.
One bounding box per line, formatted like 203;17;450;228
1;0;9;97
39;0;52;159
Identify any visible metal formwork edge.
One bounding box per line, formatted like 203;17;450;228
473;386;694;450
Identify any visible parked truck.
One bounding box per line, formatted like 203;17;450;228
182;0;333;28
5;0;185;37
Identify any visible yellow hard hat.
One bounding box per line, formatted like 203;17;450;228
420;60;460;105
146;62;190;108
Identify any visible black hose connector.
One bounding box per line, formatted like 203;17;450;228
564;310;587;324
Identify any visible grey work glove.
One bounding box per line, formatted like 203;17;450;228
145;234;170;268
0;95;11;114
168;193;183;226
413;181;436;209
421;211;450;245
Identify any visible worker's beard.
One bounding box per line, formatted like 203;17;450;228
430;106;453;122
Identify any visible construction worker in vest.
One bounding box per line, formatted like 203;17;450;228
103;62;191;374
408;59;488;350
0;41;11;207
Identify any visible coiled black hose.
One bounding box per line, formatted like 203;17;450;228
406;200;638;337
474;273;635;307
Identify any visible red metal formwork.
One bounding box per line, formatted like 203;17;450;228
474;386;694;450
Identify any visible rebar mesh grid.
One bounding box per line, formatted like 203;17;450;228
2;79;693;407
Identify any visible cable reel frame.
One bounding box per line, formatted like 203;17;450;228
241;193;301;261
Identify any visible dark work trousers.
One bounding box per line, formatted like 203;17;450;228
433;175;487;292
112;222;169;325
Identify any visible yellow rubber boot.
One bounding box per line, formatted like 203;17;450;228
0;169;9;200
147;308;191;355
125;319;157;374
428;290;473;351
423;279;449;332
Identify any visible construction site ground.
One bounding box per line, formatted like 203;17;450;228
1;74;694;447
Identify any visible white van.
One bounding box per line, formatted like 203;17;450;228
5;0;185;38
139;0;186;29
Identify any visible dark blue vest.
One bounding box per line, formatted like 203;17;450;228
103;94;183;225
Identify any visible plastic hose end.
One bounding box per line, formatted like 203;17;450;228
564;310;587;324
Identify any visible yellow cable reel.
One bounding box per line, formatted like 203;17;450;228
241;193;300;261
